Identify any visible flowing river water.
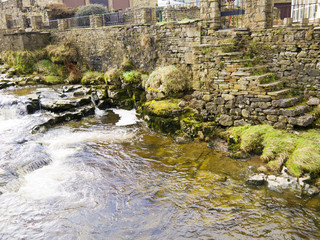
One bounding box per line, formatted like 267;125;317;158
0;86;320;239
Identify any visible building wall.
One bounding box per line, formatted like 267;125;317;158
129;0;157;8
63;0;85;8
112;0;130;10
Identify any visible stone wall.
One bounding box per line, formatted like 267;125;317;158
162;6;200;22
0;32;50;51
50;21;201;72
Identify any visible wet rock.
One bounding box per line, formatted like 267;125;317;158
257;166;268;173
246;174;267;186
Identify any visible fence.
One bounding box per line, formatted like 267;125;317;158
220;0;245;29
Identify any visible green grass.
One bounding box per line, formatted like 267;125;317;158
81;71;104;85
122;70;141;84
228;125;320;177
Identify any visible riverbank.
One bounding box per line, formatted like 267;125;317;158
1;46;320;195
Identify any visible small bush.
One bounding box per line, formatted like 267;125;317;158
35;60;67;78
75;4;107;17
122;70;141;84
42;75;64;85
46;3;75;20
46;40;78;64
144;65;189;97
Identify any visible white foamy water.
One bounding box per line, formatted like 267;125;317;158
112;108;139;126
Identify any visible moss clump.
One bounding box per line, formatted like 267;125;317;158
144;65;189;99
81;71;104;85
144;99;180;116
120;58;134;71
42;75;64;85
1;50;38;74
104;68;122;85
228;125;320;177
122;70;141;84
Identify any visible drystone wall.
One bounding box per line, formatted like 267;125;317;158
50;21;201;72
49;23;320;129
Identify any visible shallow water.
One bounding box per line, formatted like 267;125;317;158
0;86;319;239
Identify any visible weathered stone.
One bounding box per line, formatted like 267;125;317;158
241;109;250;118
295;115;315;127
217;114;233;127
307;97;320;106
272;97;301;108
190;99;205;110
267;115;278;122
246;174;267;186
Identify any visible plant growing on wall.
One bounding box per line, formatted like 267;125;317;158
75;4;108;17
46;3;75;20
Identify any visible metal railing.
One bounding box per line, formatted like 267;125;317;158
220;0;245;29
42;20;58;30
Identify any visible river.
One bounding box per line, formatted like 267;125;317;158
0;86;319;239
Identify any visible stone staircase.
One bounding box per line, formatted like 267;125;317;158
193;29;319;129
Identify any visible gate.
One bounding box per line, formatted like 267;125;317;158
220;0;245;28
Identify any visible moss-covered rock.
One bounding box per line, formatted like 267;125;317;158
42;75;64;85
81;71;104;85
104;68;122;86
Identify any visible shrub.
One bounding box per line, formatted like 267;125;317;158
35;59;67;77
122;70;141;84
1;50;37;74
144;65;189;98
75;4;107;17
46;3;75;20
46;40;78;64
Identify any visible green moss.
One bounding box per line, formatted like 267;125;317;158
121;58;134;71
251;67;268;76
122;70;141;84
144;99;180;116
42;75;64;85
228;125;320;177
104;68;121;85
201;46;215;55
81;71;104;85
35;59;67;79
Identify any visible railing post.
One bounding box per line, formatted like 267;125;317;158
245;0;274;30
200;0;221;30
30;16;43;30
58;19;68;31
90;15;104;28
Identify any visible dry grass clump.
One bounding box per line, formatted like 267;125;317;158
144;65;189;98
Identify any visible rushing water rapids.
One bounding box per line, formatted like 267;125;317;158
0;86;320;239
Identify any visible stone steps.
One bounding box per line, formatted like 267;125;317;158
243;73;274;83
267;88;292;99
259;80;284;91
